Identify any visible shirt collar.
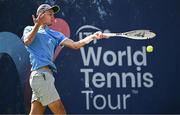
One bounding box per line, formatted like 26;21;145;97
38;25;49;31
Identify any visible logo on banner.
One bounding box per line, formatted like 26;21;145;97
76;25;154;110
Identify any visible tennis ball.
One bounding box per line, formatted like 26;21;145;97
146;45;154;53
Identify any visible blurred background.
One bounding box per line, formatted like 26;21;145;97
0;0;180;114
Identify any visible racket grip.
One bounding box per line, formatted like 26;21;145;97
102;33;117;38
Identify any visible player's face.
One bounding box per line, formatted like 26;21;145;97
43;9;55;26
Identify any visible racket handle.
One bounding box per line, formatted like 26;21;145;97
102;33;117;37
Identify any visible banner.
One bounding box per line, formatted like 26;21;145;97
0;0;179;114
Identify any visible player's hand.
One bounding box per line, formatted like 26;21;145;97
32;12;45;26
93;31;109;39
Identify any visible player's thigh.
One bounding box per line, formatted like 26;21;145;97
48;99;66;114
29;101;46;115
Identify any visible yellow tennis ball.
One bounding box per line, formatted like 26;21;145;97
146;45;154;53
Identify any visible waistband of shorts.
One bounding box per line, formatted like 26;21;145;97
32;66;52;73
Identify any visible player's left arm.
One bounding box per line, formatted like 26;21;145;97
61;31;107;49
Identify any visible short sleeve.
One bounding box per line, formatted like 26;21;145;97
47;28;68;46
22;26;33;40
56;32;68;46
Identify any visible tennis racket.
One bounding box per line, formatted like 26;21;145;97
102;30;156;40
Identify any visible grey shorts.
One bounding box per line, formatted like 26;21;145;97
29;69;60;106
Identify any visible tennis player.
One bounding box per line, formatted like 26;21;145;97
22;4;107;115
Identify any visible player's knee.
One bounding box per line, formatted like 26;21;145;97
60;108;66;115
53;106;66;115
29;110;36;115
48;99;66;114
29;109;44;115
29;111;35;115
54;106;66;114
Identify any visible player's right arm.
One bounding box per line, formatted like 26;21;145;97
61;31;108;49
23;13;44;46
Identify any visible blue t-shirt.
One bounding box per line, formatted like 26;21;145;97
22;25;67;72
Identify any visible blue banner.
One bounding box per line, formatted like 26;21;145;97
0;0;179;114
